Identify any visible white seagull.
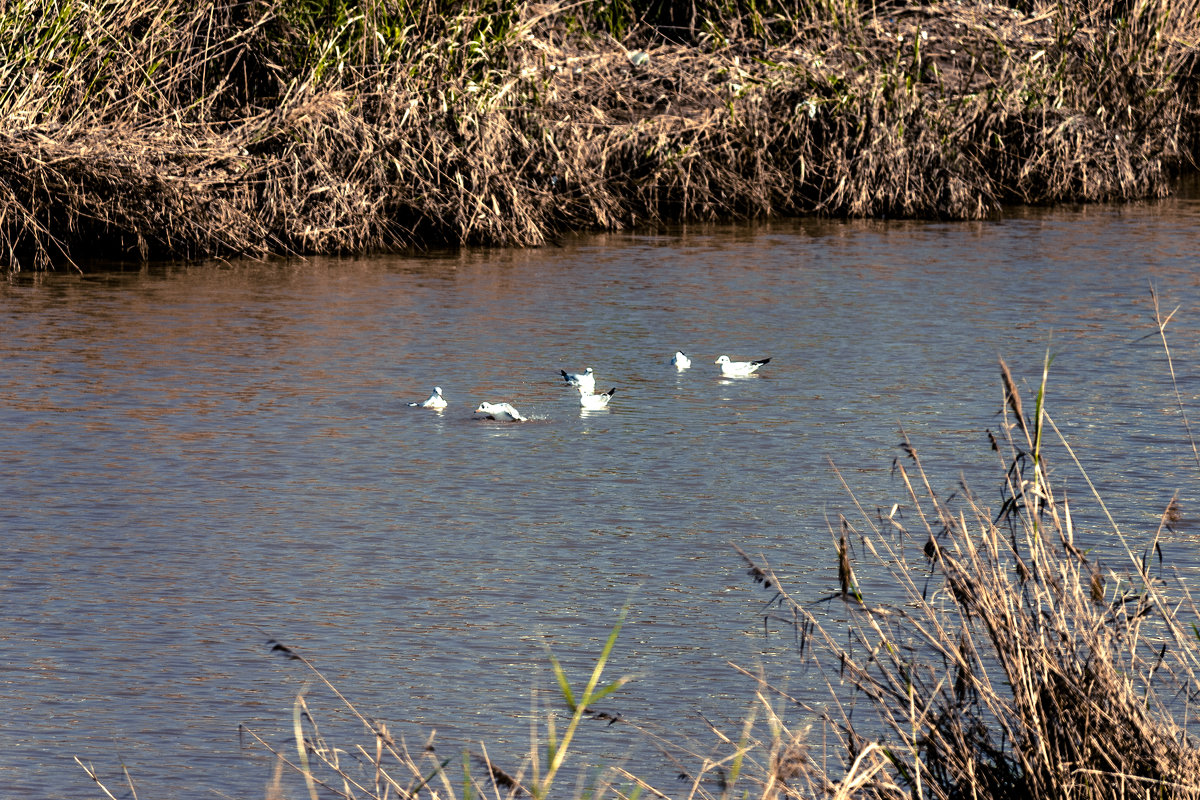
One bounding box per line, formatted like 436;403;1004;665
473;401;527;422
670;351;692;370
715;355;771;377
560;367;596;395
409;386;447;409
579;386;616;410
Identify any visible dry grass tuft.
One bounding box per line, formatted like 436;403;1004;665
737;361;1200;799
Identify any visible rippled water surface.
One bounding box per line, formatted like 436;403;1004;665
5;195;1200;798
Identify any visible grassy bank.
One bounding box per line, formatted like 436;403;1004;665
3;0;1198;270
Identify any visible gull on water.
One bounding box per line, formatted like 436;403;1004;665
715;355;771;377
579;386;616;410
409;386;447;409
560;367;596;395
473;401;527;422
670;351;692;370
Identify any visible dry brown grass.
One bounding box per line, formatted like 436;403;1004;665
735;355;1200;799
1;0;1198;270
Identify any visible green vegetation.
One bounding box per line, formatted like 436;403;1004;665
0;0;1197;270
235;623;642;800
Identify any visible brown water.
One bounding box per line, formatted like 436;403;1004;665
4;196;1200;798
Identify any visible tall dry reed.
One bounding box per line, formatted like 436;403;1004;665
735;356;1200;799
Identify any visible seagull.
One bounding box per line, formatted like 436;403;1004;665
715;355;771;377
409;386;447;409
560;367;596;395
670;351;692;370
473;401;526;422
579;386;616;410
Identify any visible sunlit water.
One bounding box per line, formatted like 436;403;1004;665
4;192;1200;798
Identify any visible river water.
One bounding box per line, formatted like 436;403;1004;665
4;192;1200;799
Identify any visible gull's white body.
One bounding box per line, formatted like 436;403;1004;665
579;386;616;410
410;386;447;409
474;401;526;422
715;355;770;377
671;351;692;370
561;367;596;395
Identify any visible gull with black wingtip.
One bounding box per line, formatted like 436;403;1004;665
560;367;596;395
715;355;771;377
579;386;617;410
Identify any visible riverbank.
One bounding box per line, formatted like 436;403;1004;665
2;0;1197;270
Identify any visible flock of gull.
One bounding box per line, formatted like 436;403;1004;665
409;351;771;421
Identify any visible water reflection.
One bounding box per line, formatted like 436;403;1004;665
3;195;1200;797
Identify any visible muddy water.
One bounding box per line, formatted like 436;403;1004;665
3;193;1200;798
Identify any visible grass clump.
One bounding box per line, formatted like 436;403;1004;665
0;0;1198;270
736;356;1200;798
232;617;639;800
